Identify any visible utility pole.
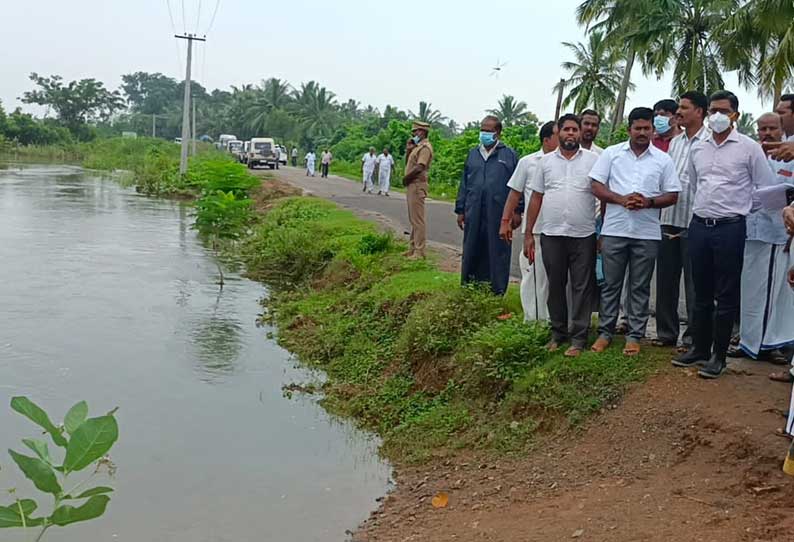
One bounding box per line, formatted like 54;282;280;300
175;33;206;174
152;113;156;138
191;97;197;156
554;78;565;121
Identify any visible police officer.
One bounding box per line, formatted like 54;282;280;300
403;121;434;259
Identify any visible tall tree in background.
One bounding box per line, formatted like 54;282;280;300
292;81;339;142
120;72;178;114
409;101;447;126
487;95;537;126
720;0;794;103
553;31;627;115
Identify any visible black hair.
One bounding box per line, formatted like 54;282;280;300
628;107;654;127
482;115;503;132
579;109;601;122
653;99;678;114
780;93;794;112
679;90;708;119
556;114;581;131
539;120;556;142
709;90;739;112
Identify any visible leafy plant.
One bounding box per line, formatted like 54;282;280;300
1;397;119;541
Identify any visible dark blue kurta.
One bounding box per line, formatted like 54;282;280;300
455;142;518;295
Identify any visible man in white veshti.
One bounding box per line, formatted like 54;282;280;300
376;148;395;196
304;150;317;177
498;121;559;321
361;147;377;193
738;113;794;362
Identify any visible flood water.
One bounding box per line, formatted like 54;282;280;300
0;164;390;541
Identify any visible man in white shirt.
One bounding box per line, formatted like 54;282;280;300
320;149;333;178
304;150;316;177
776;94;794;142
499;121;559;321
589;107;682;356
361;147;378;193
524;114;599;356
579;109;603;155
376;148;395;196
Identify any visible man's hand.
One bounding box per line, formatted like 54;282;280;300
626;193;649;210
523;234;536;264
457;213;465;230
499;219;512;243
764;141;794;163
788;266;794;289
784;207;794;235
511;212;523;230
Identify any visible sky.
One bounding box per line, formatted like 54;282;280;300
0;0;777;127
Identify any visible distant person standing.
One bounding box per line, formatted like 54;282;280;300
776;94;794;141
579;109;603;154
403;121;433;259
361;147;377;193
455;115;518;295
321;149;333;178
672;90;776;379
376;148;395;196
291;147;298;167
304;150;316;177
652;99;682;152
499;120;559;321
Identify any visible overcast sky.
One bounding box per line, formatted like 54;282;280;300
1;0;775;126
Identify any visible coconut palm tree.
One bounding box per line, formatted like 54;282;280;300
409;101;447;126
720;0;794;103
553;31;628;116
246;78;293;134
291;81;339;139
736;112;757;139
487;95;537;126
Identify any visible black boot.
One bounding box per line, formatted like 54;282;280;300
698;355;727;379
672;347;710;367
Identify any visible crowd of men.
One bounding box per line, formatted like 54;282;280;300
402;91;794;389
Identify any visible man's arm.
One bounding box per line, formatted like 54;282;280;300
523;191;544;263
784;206;794;235
499;189;523;242
627;192;679;209
404;147;429;184
591;180;629;207
455;159;469;229
764;141;794;163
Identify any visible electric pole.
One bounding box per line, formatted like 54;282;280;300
192;97;197;156
554;78;565;121
175;33;206;174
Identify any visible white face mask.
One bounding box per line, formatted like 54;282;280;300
708;112;732;134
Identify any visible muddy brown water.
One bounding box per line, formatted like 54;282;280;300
0;164;390;541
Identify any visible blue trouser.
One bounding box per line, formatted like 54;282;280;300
688;216;746;361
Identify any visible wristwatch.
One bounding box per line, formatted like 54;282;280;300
648;197;656;209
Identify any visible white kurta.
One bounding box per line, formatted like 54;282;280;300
305;153;316;176
362;153;377;191
376;153;394;193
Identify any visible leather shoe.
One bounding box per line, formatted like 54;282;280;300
698;356;727;379
672;348;710;368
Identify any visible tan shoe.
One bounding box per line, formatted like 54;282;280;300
591;337;610;353
623;342;641;356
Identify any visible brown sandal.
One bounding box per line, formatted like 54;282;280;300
564;346;583;358
591;337;610;353
546;341;561;353
623;342;641;356
769;370;794;383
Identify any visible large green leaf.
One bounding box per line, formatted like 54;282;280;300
10;397;67;448
8;450;62;496
22;438;51;463
0;499;44;528
49;495;110;526
64;486;114;500
63;415;118;474
64;401;88;435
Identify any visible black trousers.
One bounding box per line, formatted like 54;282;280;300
540;234;597;347
291;157;297;167
656;225;696;345
321;163;329;177
688;217;746;361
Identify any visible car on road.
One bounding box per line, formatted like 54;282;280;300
217;134;237;150
278;145;288;166
228;140;244;161
247;137;280;169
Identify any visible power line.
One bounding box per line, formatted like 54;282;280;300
195;0;203;33
205;0;221;35
165;0;184;72
181;0;186;33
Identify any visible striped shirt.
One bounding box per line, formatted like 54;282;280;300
660;125;709;228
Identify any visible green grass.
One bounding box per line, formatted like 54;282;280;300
243;196;667;464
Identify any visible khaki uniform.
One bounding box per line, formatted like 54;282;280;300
405;139;433;256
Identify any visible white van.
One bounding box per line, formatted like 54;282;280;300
218;134;237;150
228;140;244;160
247;137;280;169
278;145;288;165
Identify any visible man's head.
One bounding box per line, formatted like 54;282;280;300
369;146;376;154
539;120;559;152
627;107;654;148
411;120;430;141
757;112;784;144
775;94;794;137
479;115;503;148
383;147;390;155
653;99;679;136
677;90;708;129
556;114;581;152
708;90;740;134
579;109;601;145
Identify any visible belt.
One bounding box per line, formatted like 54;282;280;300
692;215;745;227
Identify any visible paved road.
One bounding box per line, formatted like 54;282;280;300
264;166;524;277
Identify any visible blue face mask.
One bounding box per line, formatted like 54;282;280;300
411;135;421;145
479;131;497;147
654;115;671;135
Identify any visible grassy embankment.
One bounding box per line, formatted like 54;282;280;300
240;195;668;463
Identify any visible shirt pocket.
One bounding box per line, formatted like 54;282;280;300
638;162;664;195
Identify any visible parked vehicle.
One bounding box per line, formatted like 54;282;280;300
217;134;237;150
247;137;280;169
278;145;288;165
228;140;244;160
240;141;251;164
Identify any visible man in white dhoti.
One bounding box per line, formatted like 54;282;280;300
361;147;377;193
305;150;317;177
376;148;395;196
498;121;558;321
738;113;794;362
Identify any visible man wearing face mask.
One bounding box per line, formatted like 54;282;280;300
455;115;518;295
652;99;682;152
403;121;434;259
673;90;777;379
